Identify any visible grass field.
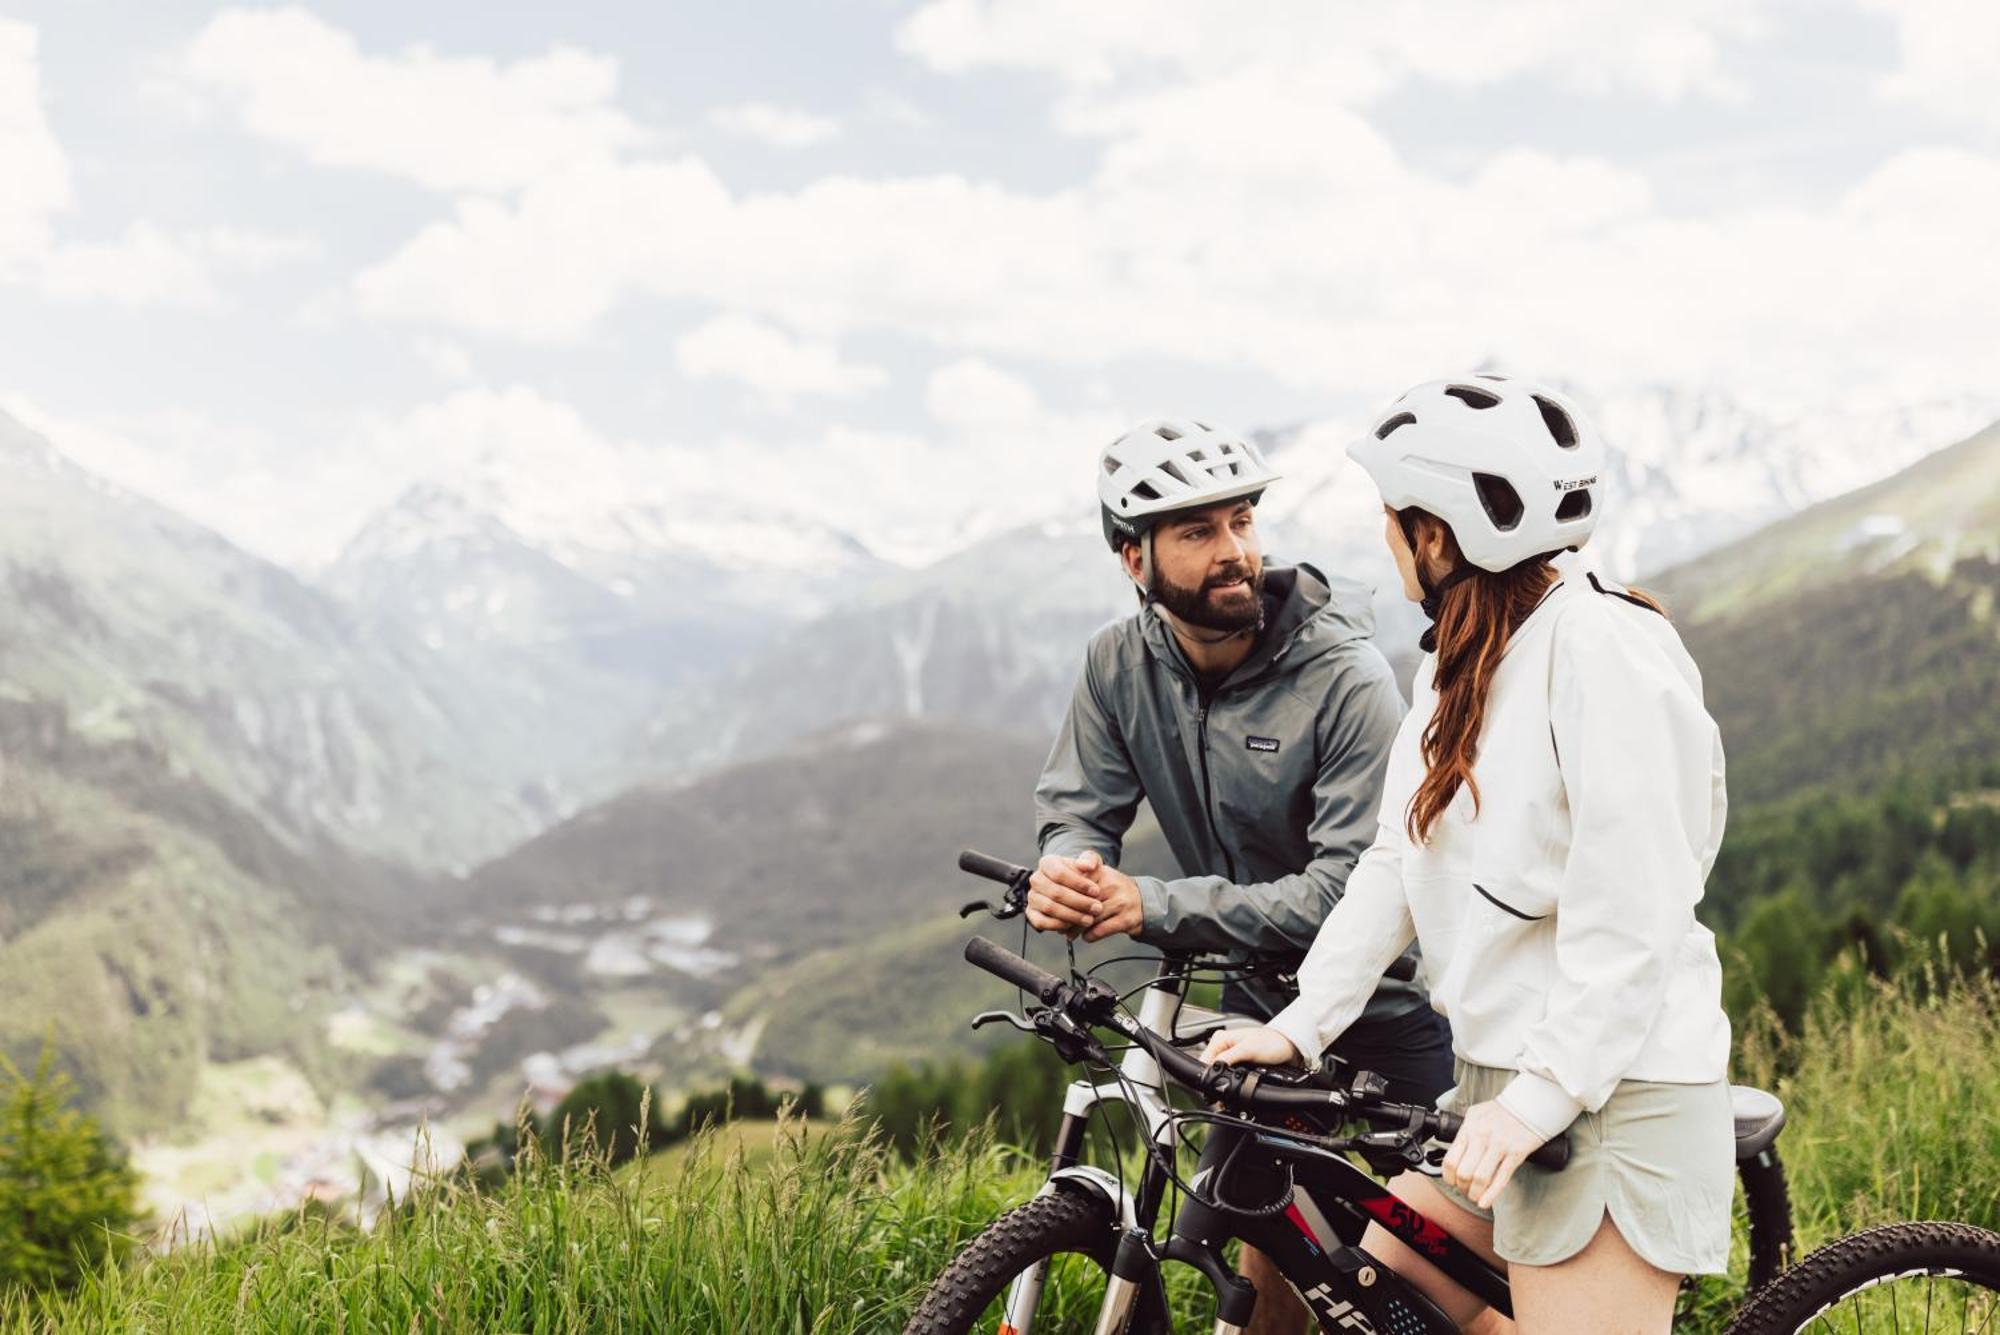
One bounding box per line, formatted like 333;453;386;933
4;969;1996;1333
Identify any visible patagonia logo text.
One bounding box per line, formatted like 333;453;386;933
1246;736;1280;753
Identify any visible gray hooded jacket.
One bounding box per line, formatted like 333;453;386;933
1035;563;1427;1025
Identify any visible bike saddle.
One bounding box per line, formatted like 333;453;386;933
1730;1084;1786;1160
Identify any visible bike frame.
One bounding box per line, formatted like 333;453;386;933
997;964;1512;1335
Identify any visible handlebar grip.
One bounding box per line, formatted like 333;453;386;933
1432;1110;1571;1171
964;937;1066;1004
959;849;1031;886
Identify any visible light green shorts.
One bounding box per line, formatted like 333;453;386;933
1432;1060;1733;1275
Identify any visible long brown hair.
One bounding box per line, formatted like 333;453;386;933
1400;508;1664;844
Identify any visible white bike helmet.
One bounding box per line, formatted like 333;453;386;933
1098;418;1281;553
1346;375;1604;572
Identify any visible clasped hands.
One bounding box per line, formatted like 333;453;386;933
1026;850;1145;942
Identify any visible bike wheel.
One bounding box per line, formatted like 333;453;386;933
1740;1148;1797;1293
903;1184;1173;1335
1725;1220;2000;1334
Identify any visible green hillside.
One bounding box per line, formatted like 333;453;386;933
0;688;438;1137
1654;420;2000;621
0;748;333;1138
456;720;1055;964
1656;420;2000;807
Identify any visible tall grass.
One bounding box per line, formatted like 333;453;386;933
1;1113;1041;1334
1734;960;2000;1245
4;969;1995;1332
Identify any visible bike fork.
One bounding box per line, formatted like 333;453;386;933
998;1258;1051;1335
1087;1229;1259;1335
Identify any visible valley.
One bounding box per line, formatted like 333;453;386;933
3;399;1997;1237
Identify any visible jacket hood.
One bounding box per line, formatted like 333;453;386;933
1141;561;1377;684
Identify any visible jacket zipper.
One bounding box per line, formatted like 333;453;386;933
1195;700;1239;882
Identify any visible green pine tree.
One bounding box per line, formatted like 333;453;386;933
0;1045;141;1292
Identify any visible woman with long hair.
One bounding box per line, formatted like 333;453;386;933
1202;376;1733;1334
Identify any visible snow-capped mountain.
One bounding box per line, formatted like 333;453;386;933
1264;383;2000;583
326;468;885;692
0;409;576;867
639;387;2000;778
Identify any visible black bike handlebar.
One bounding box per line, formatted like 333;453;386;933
962;935;1570;1172
962;934;1067;1004
959;849;1033;887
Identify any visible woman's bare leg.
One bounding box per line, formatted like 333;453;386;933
1508;1213;1680;1335
1358;1172;1515;1333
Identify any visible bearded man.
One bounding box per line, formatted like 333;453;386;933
1029;418;1455;1335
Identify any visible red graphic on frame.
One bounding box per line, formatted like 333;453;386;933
1358;1194;1451;1259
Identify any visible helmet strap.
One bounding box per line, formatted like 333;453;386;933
1417;563;1479;654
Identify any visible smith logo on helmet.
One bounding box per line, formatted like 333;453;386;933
1553;475;1598;492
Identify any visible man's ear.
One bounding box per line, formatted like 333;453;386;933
1119;539;1144;583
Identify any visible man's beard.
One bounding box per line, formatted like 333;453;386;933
1150;561;1265;633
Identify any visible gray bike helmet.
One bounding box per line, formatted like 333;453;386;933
1097;418;1281;553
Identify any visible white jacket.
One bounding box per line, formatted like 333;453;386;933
1267;572;1732;1142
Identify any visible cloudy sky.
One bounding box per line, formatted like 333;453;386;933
2;1;1996;568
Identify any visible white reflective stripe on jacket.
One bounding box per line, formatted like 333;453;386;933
1267;573;1732;1141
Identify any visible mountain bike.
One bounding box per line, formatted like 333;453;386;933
903;852;2000;1334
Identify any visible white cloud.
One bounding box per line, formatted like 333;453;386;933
708;102;840;149
1;21;316;307
0;19;73;271
196;226;324;271
37;223;220;306
893;0;1765;102
1864;0;2000;136
925;357;1043;430
411;336;476;383
351;157;735;340
173;7;648;193
340;101;2000;408
675;314;886;403
165;4;1989;414
33;223;322;307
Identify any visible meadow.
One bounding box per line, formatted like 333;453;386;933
4;965;1995;1333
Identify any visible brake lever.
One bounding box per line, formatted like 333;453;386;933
969;1009;1038;1034
1349;1108;1437;1170
958;884;1030;921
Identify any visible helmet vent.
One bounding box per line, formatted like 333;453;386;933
1102;454;1120;475
1444;385;1501;410
1159;460;1190;486
1154;424;1183;442
1130;480;1161;502
1376;412;1417;439
1475;373;1507;381
1473;472;1525;531
1534;395;1579;449
1187;448;1207;462
1555;489;1593;522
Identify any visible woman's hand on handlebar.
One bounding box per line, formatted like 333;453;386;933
1439;1100;1543;1209
1198;1025;1302;1068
